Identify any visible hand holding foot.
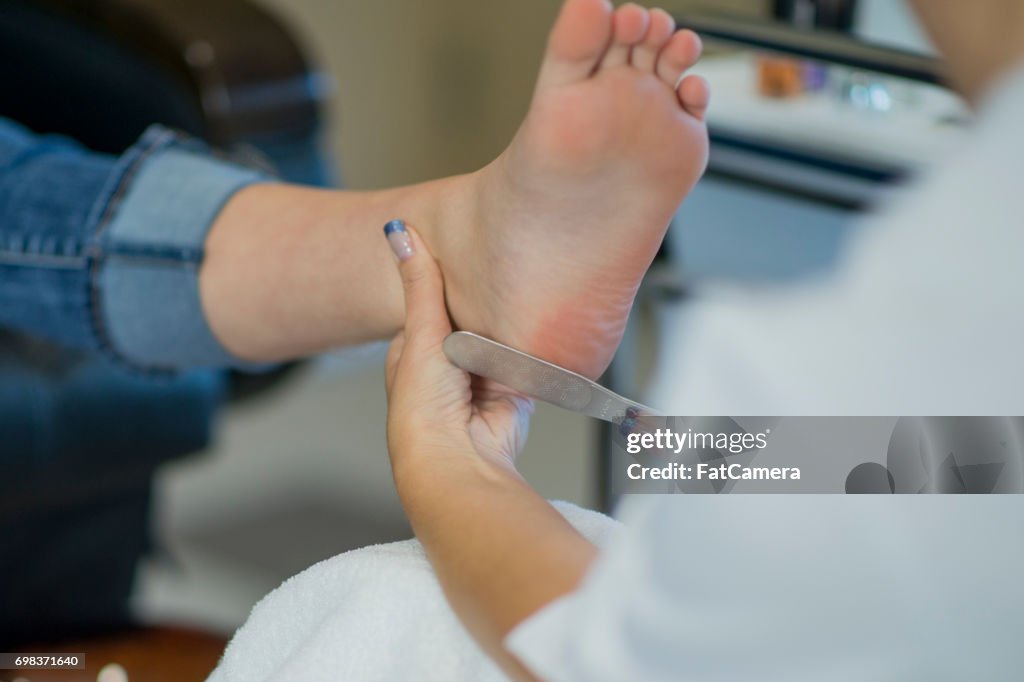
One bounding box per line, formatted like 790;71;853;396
384;221;534;476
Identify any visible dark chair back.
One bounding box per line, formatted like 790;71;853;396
0;0;332;645
0;0;333;184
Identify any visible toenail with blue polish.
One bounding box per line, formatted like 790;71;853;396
384;219;407;235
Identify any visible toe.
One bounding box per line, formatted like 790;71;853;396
539;0;615;87
600;4;650;70
677;74;711;120
630;8;675;72
655;29;702;91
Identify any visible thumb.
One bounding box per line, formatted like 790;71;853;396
384;329;405;396
385;219;452;342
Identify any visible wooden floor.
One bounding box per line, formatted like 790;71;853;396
10;627;226;682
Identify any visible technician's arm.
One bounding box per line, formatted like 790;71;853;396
394;451;595;682
382;226;597;681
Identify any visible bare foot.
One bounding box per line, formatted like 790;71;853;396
440;0;709;379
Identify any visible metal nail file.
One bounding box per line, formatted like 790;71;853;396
442;331;663;424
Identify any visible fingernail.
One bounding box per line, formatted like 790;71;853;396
384;219;414;261
619;417;638;438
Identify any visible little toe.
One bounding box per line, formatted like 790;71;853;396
677;74;710;120
630;8;675;73
599;4;650;70
655;29;702;91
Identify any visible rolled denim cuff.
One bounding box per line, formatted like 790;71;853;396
90;126;271;372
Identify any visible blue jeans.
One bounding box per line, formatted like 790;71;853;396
0;115;329;641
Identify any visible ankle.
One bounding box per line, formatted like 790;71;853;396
424;169;493;328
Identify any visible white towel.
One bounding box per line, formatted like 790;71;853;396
208;501;620;682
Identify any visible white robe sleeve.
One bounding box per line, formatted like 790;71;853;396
506;495;1024;682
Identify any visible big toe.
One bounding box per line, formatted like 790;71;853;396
539;0;614;87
